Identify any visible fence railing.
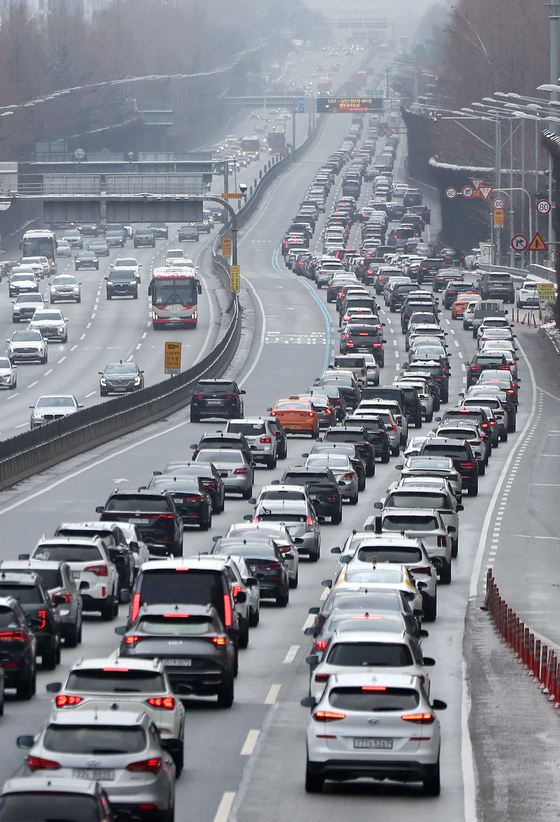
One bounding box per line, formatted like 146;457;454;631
484;569;560;710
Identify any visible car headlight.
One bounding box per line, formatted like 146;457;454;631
133;377;141;385
72;286;79;291
58;326;64;333
31;412;42;419
100;378;107;385
106;281;113;286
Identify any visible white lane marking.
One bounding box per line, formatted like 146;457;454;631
5;393;19;400
213;792;236;822
142;332;147;339
283;645;300;664
512;533;558;539
14;423;27;429
264;684;281;704
135;343;142;350
70;345;77;351
80;333;86;340
58;357;66;364
86;322;91;329
531;483;560;487
44;369;53;376
85;391;96;398
302;615;315;631
320;587;329;601
27;381;38;389
238;279;267;387
240;730;260;756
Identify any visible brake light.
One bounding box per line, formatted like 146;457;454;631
125;636;141;644
28;756;61;772
306;516;314;532
53;590;72;605
401;713;435;724
163;613;189;618
362;685;387;691
232;585;243;597
414;566;432;577
192;393;203;399
269;410;277;416
36;610;47;631
507;389;515;395
234;468;249;475
437;536;447;548
84;564;108;576
211;637;227;645
313;711;346;721
315;673;330;682
147;697;175;710
0;631;26;642
226;394;237;399
56;694;82;707
315;640;328;649
131;593;141;623
260;436;272;443
223;594;232;627
459;462;475;469
481;422;488;428
470;365;481;371
127;758;163;774
342;473;355;480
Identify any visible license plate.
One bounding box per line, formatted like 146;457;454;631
173;497;184;504
354;738;393;749
165;658;192;666
206;399;222;405
129;517;149;525
71;571;81;579
73;769;115;780
112;387;126;392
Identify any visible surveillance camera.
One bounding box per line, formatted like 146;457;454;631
239;183;248;194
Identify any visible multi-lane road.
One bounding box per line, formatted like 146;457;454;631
0;55;559;822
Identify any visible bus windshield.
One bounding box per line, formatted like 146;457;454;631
22;235;55;260
152;277;197;306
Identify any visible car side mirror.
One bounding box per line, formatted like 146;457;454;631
417;581;427;590
321;579;332;588
304;627;316;636
17;736;34;750
306;655;319;666
18;554;30;560
413;609;424;618
301;696;317;708
240;389;246;395
330;546;342;554
153;470;162;476
243;514;253;521
457;504;464;512
114;626;127;635
309;607;320;615
340;555;351;564
294;537;304;545
423;657;436;667
374;501;382;509
46;682;62;693
54;595;67;607
190;444;197;450
120;590;131;604
245;577;258;587
95;506;104;513
432;699;447;711
419;629;429;638
234;591;246;603
248;498;256;505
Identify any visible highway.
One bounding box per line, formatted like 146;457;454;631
0;49;559;822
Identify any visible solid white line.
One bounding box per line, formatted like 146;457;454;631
283;645;300;664
238;278;266;387
240;729;260;756
320;587;329;601
85;391;96;398
213;792;236;822
264;684;281;704
14;423;27;429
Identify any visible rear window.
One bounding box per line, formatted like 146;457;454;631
227;422;266;435
0;585;40;604
329;686;419;711
33;545;102;562
334;357;364;368
385;493;447;509
197;382;235;394
284;472;330;484
327;642;413;667
66;669;166;693
344;568;403;585
348;328;379;338
260;490;304;501
488;274;512;282
1;567;62;589
44;724;146;754
356;546;423;563
0;607;19;629
105;495;170;513
137;615;214;636
422;444;468;458
383;515;439;531
138;568;224;612
325;432;363;443
0;794;102;822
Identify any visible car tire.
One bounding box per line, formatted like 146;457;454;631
366;461;375;478
423;759;441;796
200;512;212;531
358;475;366;492
381;450;390;464
425;411;433;422
217;677;234;708
423;594;437;622
190;410;200;423
391;446;400;457
289;570;299;589
113;596;119;618
41;353;48;364
500;430;508;442
66;618;81;648
469;483;479;497
242;485;253;500
440;562;452;585
100;597;115;621
276;587;289;607
305;762;324;793
309;547;320;562
238;618;250;649
42;640;59;670
266;455;277;469
17;668;35;700
349;492;359;505
249;606;260;627
479;462;486;476
452;538;459;559
331;507;342;525
107;293;112;300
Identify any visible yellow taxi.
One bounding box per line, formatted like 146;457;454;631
270;396;320;437
452;292;480;319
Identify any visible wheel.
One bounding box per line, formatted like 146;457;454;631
289;570;299;589
133;292;138;299
16;669;35;700
349;492;359;505
391;446;400;457
381;450;390;464
423;759;441;796
100;597;115;621
190;411;200;423
366;461;375;478
452;538;459;559
423;594;437;622
42;640;59;670
425;411;433;422
440;562;452;585
500;430;508;442
358;475;366;492
415;418;422;429
331;507;342;525
217;678;234;708
308;548;320;562
172;744;184;776
113;595;119;618
76;296;81;303
479;462;486;476
469;483;479;497
266;455;277;469
242;486;253;500
249;606;260;627
238;618;249;649
276;588;289;607
200;512;212;531
100;389;108;397
107;293;112;300
41;354;48;364
305;762;324;793
0;696;4;716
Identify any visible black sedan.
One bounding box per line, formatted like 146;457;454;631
75;251;99;270
148;475;213;530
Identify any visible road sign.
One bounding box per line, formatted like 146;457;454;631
222;237;232;256
230;264;240;293
378;128;386;137
297;98;305;113
164;342;182;375
478;185;494;200
445;187;458;199
537;198;552;215
471;178;484;189
316;97;384;113
528;231;547;251
366;89;384;97
385;128;394;137
537;282;556;301
493;209;504;226
462;185;475;198
221;192;243;199
493;197;505;210
511;234;528;251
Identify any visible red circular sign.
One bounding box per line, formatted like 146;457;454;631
462;185;474;198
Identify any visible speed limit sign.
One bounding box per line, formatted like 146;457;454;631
493;197;505;210
537;199;552;215
445;187;458;199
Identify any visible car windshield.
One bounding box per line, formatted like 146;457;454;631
36;397;75;408
327;642;413;666
0;794;103;822
383;515;439;531
53;276;77;285
16;294;42;303
137;615;214;636
104;364;138;376
114;259;137;267
0;358;11;369
111;271;136;281
11;274;35;282
33;545;102;562
44;724;146;754
66;669;165;693
12;331;42;341
329;686;419;711
407;457;453;471
32;312;63;321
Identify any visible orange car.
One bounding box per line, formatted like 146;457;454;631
452;292;480;319
270;396;319;437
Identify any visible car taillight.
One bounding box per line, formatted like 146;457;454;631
84;564;108;576
234;468;249;475
223;594;233;627
313;710;345;721
56;694;82;707
125;636;142;644
342;472;355;480
460;462;475;469
53;590;72;604
260;436;272;443
210;637;227;645
269;410;278;416
401;713;435;724
414;566;433;577
131;592;141;623
481;422;488;428
232;585;243;597
0;631;26;642
437;536;447;548
470;366;481;371
192;393;203;399
315;640;328;649
36;610;47;631
127;758;163;775
507;389;515;395
306;516;314;532
28;756;61;772
147;697;175;710
259;561;282;570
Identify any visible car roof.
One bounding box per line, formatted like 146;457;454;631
140;556;233;572
50;708;148;726
69;656;163;672
1;777;100;796
327;672;420;689
331;627;408;643
0;571;41;585
0;559;64;571
37;536;103;546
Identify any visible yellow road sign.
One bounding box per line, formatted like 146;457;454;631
230;265;240;293
222;237;232;256
164;341;182;374
493;209;504;226
528;231;547;251
537;283;556;302
221;192;243;199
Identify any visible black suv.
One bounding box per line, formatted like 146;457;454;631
478;271;515;303
280;468;343;524
345;414;391;463
0;573;61;670
0;596;36;699
53;523;136;594
96;490;183;557
340;324;386;365
105;269;138;300
190;379;245;422
390;382;428;429
420;437;479;496
443;281;477;309
417;258;446;285
467;353;511;388
405;360;449;403
133;228;156;248
148;222;169;239
322;426;376;476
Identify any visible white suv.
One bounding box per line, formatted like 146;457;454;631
30;537;119;620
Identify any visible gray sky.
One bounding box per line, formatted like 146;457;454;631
305;0;448;39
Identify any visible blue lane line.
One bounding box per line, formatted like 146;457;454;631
271;245;334;374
